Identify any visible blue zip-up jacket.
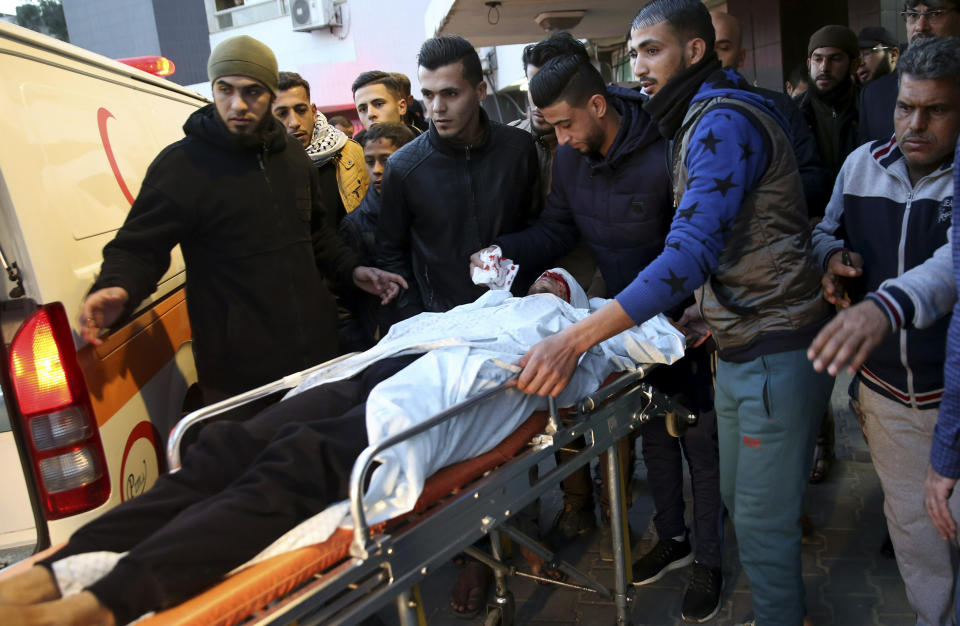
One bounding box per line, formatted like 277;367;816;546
932;138;960;477
494;85;673;298
812;137;955;409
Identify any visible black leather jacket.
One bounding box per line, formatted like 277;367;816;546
375;110;540;315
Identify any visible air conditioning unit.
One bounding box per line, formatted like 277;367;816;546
291;0;341;32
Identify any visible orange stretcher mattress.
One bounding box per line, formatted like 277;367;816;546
139;409;550;626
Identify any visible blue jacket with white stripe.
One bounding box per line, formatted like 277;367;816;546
812;136;955;408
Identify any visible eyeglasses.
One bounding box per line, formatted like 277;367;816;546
861;45;893;56
900;8;957;23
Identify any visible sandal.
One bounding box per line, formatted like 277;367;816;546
450;559;492;619
809;442;834;484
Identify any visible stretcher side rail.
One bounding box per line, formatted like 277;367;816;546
166;351;361;469
265;367;681;625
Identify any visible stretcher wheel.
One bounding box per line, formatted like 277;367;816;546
484;591;515;626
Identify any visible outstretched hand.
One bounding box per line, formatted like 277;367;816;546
807;299;891;376
352;266;409;305
516;330;582;397
822;249;863;308
79;287;129;345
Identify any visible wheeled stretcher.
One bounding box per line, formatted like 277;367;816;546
135;354;695;626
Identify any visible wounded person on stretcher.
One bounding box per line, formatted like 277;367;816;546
0;269;684;626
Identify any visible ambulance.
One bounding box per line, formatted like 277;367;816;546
0;21;206;556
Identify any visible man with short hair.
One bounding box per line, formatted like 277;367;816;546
481;41;724;621
514;1;835;621
80;36;403;407
860;0;960;144
328;115;354;138
799;25;862;184
785;63;810;101
857;26;900;84
376;35;540;318
351;70;409;129
809;37;959;624
272;71;368;216
339;123;417;346
391;71;429;132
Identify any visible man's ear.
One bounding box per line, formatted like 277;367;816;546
589;93;608;119
686;37;707;65
397;96;408;117
476;79;488;102
737;48;746;69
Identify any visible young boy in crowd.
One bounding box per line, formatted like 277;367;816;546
339;123;417;344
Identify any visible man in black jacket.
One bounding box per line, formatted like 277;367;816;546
375;35;540;319
799;25;862;186
80;35;405;405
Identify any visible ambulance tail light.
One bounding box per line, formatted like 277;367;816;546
8;304;110;519
117;55;176;77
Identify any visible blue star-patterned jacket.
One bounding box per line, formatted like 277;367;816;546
615;69;790;328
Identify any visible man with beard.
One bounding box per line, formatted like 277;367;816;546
857;26;900;85
809;37;959;623
799;25;862;185
860;0;960;144
273;71;368;217
514;1;835;622
80;36;405;407
480;47;724;622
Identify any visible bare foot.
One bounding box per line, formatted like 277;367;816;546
520;545;567;584
0;566;60;605
0;591;115;625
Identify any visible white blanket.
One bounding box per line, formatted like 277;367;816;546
244;291;683;565
51;290;684;594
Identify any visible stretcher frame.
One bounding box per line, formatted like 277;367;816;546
163;357;694;626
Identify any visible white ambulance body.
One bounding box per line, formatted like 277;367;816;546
0;21;205;554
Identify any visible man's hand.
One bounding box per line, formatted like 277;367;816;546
352;266;409;305
516;330;583;397
925;465;958;542
808;299;891;375
79;287;129;345
469;246;498;273
822;249;863;308
673;303;711;348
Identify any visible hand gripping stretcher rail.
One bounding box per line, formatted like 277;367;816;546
13;349;696;626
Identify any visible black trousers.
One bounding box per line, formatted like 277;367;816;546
640;348;722;569
41;355;418;625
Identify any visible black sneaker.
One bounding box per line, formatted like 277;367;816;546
546;503;596;547
681;561;723;623
631;536;693;585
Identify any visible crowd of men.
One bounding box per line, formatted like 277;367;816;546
1;0;958;624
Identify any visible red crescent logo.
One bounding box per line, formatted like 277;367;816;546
120;420;163;502
97;107;136;206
